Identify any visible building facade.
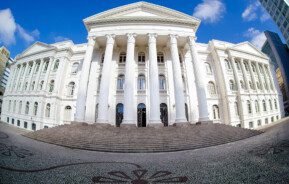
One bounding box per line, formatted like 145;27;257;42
262;30;289;113
1;2;284;131
259;0;289;47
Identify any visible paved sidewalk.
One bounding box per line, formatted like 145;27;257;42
0;118;289;183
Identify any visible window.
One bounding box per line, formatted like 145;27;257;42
269;99;273;110
119;52;126;63
49;80;55;92
262;100;267;111
247;100;252;114
24;82;28;90
24;122;27;128
7;117;9;123
18;101;22;114
64;106;72;121
25;102;29;115
33;102;38;116
249;81;254;90
53;59;59;71
276;115;279;120
45;103;51;117
35;62;40;73
255;100;260;113
137;74;146;91
17;120;20;126
117;74;125;90
213;105;220;119
31;81;35;90
271;116;274;122
274;99;278;109
225;59;231;70
229;80;236;91
251;63;256;72
265;118;268;124
249;122;254;128
257;120;262;126
39;81;44;90
67;82;75;95
27;63;33;75
235;61;241;70
138;52;145;63
43;61;49;72
157;52;164;63
71;62;79;74
240;80;245;89
44;126;49;129
159;75;166;90
32;123;36;131
234;102;239;116
244;62;249;71
205;63;212;74
12;119;14;124
208;81;216;95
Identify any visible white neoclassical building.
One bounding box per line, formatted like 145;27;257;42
1;2;285;131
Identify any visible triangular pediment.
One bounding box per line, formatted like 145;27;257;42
19;42;55;57
230;42;267;57
84;1;200;28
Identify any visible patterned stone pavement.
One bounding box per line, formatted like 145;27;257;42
0;118;289;184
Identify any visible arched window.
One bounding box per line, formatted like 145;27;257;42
119;52;126;63
39;81;44;90
31;81;35;90
274;99;278;109
159;75;166;90
205;63;212;74
249;81;254;90
71;62;79;74
240;80;245;89
229;80;235;91
208;81;216;95
35;61;40;73
45;103;51;117
247;100;252;114
33;102;38;116
67;82;75;95
138;52;145;63
157;52;164;63
53;59;59;71
117;74;125;90
137;74;146;90
18;101;22;114
43;61;49;72
49;80;54;92
213;105;220;119
24;82;28;90
262;100;267;111
25;102;29;115
28;63;33;75
32;123;36;131
225;59;231;70
269;99;273;110
234;102;239;116
64;106;72;121
255;100;260;113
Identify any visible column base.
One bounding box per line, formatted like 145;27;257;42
97;119;109;124
174;118;188;124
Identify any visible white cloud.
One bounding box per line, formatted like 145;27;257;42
0;9;17;45
17;24;40;43
0;8;39;46
193;0;226;23
244;28;266;49
242;1;271;22
54;36;69;42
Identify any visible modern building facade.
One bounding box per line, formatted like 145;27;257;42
259;0;289;47
1;2;284;131
262;30;289;113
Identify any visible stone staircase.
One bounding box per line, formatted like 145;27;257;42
23;123;262;153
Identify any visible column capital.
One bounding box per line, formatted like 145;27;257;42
187;36;197;45
105;34;116;44
169;34;179;43
126;33;137;43
147;33;157;43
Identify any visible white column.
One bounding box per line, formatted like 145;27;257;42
75;36;96;122
147;33;161;124
248;60;257;91
97;34;115;124
188;36;210;122
255;62;264;91
27;61;36;91
123;33;136;124
54;57;69;95
13;65;22;92
240;59;250;90
43;57;54;91
262;64;271;91
20;63;29;91
35;59;44;91
169;35;187;123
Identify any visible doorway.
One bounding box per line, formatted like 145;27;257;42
137;103;146;127
160;103;168;126
116;103;124;127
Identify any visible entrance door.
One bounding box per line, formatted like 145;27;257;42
137;103;146;127
160;103;168;126
116;103;124;127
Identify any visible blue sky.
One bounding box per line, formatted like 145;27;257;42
0;0;284;58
